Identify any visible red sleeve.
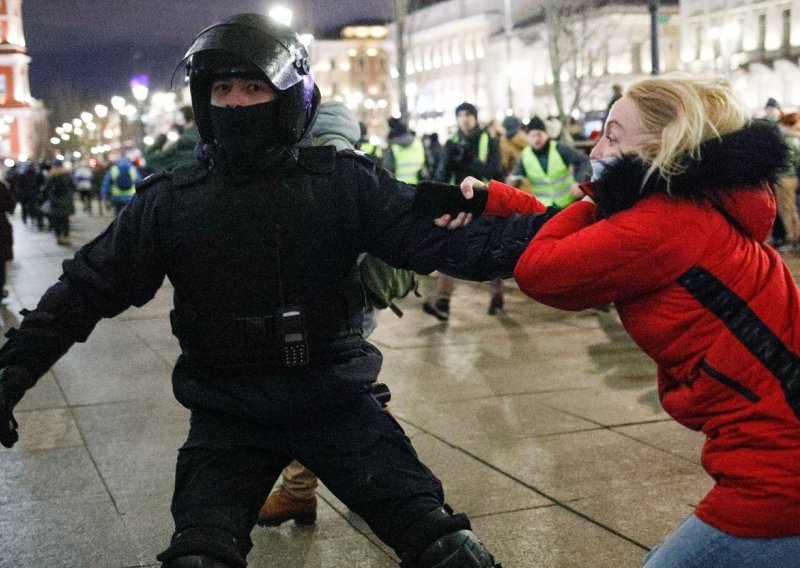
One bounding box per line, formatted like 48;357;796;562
485;180;547;216
513;197;702;311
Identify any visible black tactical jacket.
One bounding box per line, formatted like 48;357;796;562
1;146;550;425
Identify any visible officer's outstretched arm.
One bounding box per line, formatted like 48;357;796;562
0;187;169;448
0;322;76;448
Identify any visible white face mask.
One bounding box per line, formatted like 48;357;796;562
590;157;621;181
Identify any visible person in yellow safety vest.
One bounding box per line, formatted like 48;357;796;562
508;116;591;209
424;101;504;321
356;121;384;160
382;117;429;184
100;157;142;215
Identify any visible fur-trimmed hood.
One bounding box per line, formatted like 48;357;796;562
591;121;786;226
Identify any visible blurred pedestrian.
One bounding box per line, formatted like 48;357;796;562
0;178;15;301
383;117;428;184
144;105;201;173
41;159;76;246
765;97;782;123
356;121;383;159
508;116;590;208
422;132;442;176
424;101;503;320
6;162;39;227
498;115;529;184
91;160;109;216
775;112;800;251
607;83;623;112
73;161;94;214
101;155;141;215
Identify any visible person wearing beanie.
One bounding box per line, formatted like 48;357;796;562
508;115;590;209
499;115;529;181
424;101;503;320
765;98;782;123
382;117;429;184
454;101;478;118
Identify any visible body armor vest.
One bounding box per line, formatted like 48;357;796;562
165;155;365;369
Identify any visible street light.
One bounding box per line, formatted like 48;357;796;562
268;5;293;27
94;104;109;119
111;96;126;111
131;84;148;103
130;74;150;148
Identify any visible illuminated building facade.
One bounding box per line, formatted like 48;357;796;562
0;0;45;161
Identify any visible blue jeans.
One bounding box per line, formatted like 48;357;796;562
642;514;800;568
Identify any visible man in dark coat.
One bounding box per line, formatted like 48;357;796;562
41;159;77;246
0;14;553;568
0;178;14;300
425;102;505;319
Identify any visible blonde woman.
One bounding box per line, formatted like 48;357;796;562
456;75;800;566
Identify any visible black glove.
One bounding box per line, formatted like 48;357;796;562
412;181;489;218
0;366;35;448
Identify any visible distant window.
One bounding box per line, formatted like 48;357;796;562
735;19;744;53
783;9;791;50
0;74;6;105
695;25;703;59
632;43;642;73
758;13;767;51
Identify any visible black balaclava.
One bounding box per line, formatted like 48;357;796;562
208;99;285;169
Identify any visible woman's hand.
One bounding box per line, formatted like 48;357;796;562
460;176;487;199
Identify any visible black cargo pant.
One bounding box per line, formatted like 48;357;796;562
156;394;445;566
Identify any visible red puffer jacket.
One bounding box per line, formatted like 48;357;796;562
485;123;800;538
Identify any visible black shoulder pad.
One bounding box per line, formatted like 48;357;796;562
135;171;172;194
171;163;210;187
297;145;336;173
338;149;379;168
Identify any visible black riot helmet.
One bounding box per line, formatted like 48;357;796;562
176;13;320;147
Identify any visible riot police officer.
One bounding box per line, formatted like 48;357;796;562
0;14;552;568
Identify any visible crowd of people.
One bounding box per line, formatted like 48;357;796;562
0;11;799;568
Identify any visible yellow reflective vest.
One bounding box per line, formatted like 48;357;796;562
390;138;426;184
521;141;576;208
360;142;383;159
109;164;138;199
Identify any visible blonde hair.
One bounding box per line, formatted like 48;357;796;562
625;73;748;187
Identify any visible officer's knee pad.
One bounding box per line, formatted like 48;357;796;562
411;530;500;568
162;555;232;568
398;506;499;567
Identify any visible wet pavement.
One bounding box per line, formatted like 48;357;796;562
2;203;798;567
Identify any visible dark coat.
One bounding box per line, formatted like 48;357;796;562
0;180;15;261
0;146;551;429
43;168;76;218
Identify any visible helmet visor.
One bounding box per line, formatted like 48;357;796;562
175;18;310;91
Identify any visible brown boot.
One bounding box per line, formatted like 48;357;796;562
257;486;317;527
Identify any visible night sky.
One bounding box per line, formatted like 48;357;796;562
22;0;393;107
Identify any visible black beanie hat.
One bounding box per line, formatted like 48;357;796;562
527;116;546;133
455;102;478;117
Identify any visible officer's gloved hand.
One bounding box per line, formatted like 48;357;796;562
0;366;36;448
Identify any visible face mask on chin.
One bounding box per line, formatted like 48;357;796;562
590;156;621;181
209;100;284;168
